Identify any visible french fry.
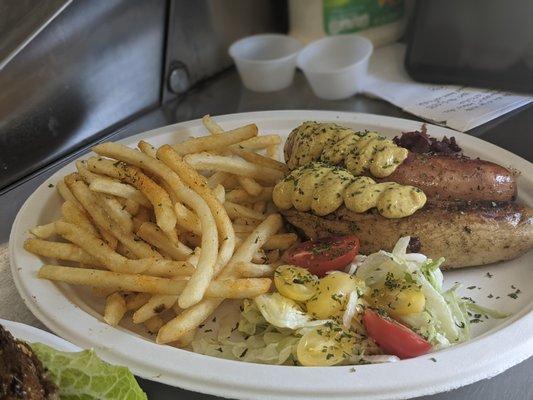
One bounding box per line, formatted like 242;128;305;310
89;178;151;208
157;145;235;275
253;201;266;214
232;224;255;234
212;184;225;204
86;157;177;234
224;201;265;220
124;198;140;215
39;265;268;299
187;247;201;267
235;135;281;151
125;292;151;311
235;262;275;278
61;200;99;237
263;233;298;250
138;140;157;158
91;287;117;298
183;152;284;183
133;294;178;323
29;221;60;239
233;217;260;227
207;171;229;188
137;222;192;260
225;187;273;203
157;214;282;343
172;124;258;155
57;180;81;208
173;327;197;348
228;146;288;172
104;292;127;326
237;176;263;196
97;194;134;233
92;143;219;308
69;180;161;259
144;316;164;334
202;115;224;135
174;203;201;235
54;221;193;277
24;238;100;266
75;160;101;184
266;144;279;160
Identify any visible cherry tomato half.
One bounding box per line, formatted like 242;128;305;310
363;309;432;359
282;235;359;277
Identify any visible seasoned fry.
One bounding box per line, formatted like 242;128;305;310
233;217;260;227
224;201;265;221
212;184;225;204
86;157;177;234
235;134;281;151
202;115;224;135
75;160;101;184
39;265;267;299
263;233;298;250
124;198;141;215
137;222;192;260
228;146;288;172
91;287;117;298
30;221;60;239
144;316;164;334
235;262;275;278
138;140;157;158
125;292;151;311
61;200;99;236
104;292;127;326
157;145;235;274
253;201;266;214
174;203;201;235
225;187;273;203
157;214;282;343
97;194;134;233
92;143;219;308
237;176;263;196
207;171;229;188
24;238;100;266
54;221;193;277
69;180;161;259
133;294;178;323
172;124;257;155
183;152;284;183
89;178;151;207
57;180;81;207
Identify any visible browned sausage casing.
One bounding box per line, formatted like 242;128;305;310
282;201;533;268
382;153;517;202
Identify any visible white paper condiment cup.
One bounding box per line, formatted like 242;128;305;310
229;34;303;92
297;35;373;100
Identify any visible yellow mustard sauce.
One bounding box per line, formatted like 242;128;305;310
288;122;408;178
273;162;426;218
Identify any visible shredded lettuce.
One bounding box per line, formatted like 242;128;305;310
31;343;147;400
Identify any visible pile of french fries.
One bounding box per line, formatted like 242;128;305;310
24;116;299;345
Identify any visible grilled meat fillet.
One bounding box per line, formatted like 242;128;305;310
282;201;533;268
0;325;58;400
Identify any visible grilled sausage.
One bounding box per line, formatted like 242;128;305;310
382;153;517;202
284;124;517;202
282;201;533;268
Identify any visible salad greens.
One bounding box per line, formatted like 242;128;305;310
31;343;147;400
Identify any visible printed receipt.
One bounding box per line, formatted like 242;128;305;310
363;44;533;131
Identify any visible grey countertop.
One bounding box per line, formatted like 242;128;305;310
1;69;532;399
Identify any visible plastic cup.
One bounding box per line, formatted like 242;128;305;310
297;35;373;100
229;34;303;92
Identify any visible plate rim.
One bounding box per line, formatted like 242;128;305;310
9;110;533;400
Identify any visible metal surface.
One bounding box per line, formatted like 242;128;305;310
0;0;71;70
162;0;287;102
0;0;166;191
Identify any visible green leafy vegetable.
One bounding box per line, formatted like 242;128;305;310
31;343;147;400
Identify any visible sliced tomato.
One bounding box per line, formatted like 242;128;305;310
282;235;359;277
363;309;432;359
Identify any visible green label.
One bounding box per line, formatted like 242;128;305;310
323;0;404;35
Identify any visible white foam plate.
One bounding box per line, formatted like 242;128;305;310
9;111;533;400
